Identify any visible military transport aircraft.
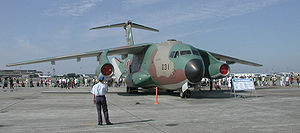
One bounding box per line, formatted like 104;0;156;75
7;21;262;98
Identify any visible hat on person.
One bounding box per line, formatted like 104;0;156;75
98;76;105;81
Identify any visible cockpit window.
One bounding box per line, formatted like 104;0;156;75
192;50;200;56
169;51;179;58
169;51;175;58
174;51;179;58
180;50;191;55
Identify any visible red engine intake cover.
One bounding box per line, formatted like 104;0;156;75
101;64;113;76
220;64;229;75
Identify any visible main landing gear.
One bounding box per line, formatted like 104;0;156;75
126;87;138;93
180;90;191;98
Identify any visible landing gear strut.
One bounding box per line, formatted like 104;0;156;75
180;90;191;98
209;78;213;91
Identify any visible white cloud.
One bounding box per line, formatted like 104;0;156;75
83;0;284;44
43;0;103;16
136;0;282;27
121;0;162;9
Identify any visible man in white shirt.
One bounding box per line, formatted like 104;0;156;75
91;76;112;125
285;75;290;86
281;76;285;86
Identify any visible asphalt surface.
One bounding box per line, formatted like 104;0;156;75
1;86;300;133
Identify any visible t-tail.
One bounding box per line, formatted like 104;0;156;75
89;21;159;46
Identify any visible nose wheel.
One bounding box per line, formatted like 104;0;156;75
180;90;191;98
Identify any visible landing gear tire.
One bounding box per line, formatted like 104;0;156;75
126;87;130;93
185;90;191;98
132;87;138;94
180;90;191;98
126;87;138;94
180;91;186;98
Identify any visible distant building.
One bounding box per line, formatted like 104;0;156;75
0;70;43;78
231;73;266;78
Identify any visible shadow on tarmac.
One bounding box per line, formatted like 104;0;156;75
112;119;154;125
117;90;246;99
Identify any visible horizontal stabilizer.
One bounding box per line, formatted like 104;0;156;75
131;22;159;32
89;23;125;30
89;21;159;32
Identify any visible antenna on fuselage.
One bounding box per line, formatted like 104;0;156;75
89;21;159;46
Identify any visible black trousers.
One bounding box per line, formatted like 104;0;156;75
96;96;110;124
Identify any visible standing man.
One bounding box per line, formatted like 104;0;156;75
297;74;300;88
91;76;112;125
25;78;29;87
285;75;290;86
2;78;5;89
290;76;294;87
9;77;14;90
280;75;285;86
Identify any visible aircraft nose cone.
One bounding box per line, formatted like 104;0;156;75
185;59;204;83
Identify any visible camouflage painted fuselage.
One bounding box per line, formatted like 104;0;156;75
119;40;229;90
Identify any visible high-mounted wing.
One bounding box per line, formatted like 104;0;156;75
209;51;262;66
6;43;152;67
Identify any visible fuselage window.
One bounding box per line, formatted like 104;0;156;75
180;50;191;55
192;50;200;56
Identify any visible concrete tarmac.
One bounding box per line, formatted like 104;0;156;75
1;86;300;133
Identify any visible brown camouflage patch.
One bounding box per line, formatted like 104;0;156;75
148;50;186;85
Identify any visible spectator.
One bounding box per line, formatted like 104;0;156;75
297;75;300;88
290;76;294;87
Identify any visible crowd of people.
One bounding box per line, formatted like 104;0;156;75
201;74;300;90
1;74;300;91
1;76;127;91
0;77;90;90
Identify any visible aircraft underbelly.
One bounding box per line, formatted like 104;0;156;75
158;80;188;90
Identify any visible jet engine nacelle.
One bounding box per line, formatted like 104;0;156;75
208;63;230;79
199;50;230;79
96;63;114;77
96;50;114;77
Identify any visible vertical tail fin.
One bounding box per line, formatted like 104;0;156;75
89;21;159;46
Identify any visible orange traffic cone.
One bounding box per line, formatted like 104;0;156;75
154;87;159;104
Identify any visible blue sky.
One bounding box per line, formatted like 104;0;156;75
0;0;299;75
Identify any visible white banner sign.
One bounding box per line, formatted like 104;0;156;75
232;78;255;91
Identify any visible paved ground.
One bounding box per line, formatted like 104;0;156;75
1;86;300;133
